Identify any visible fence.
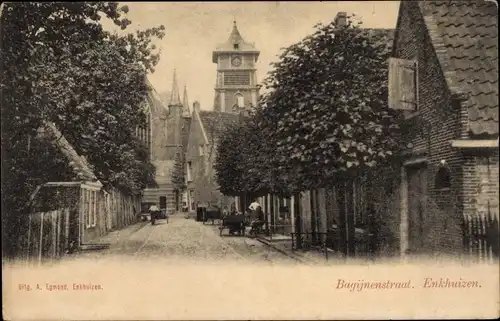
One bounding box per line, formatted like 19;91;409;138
463;213;499;262
23;208;74;264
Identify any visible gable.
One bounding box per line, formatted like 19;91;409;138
186;110;209;160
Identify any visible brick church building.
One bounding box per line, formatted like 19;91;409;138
184;21;260;212
141;21;260;214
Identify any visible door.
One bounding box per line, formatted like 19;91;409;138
407;164;428;254
175;190;180;211
159;196;167;210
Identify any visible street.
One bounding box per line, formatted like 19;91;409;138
75;213;298;265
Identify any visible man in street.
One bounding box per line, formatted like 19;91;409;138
149;204;160;225
249;199;260;212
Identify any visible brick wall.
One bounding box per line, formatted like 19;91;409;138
388;1;467;255
463;151;500;219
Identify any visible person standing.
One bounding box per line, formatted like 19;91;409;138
149;204;160;225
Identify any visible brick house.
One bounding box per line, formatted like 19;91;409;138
185;102;240;211
378;0;498;259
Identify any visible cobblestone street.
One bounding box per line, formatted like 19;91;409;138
75;213;298;265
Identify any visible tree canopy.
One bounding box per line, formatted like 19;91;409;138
215;16;403;196
171;146;186;192
1;2;164;255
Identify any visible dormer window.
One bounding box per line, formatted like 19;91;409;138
233;43;239;49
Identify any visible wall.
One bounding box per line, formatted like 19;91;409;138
387;1;465;255
463;152;500;219
185;111;220;206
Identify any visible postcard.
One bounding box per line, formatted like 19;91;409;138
2;1;499;320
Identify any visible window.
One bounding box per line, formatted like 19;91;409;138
85;190;97;228
435;165;451;190
92;191;97;227
235;93;244;108
388;57;418;111
84;190;90;228
187;162;192;182
199;144;205;156
234;43;239;49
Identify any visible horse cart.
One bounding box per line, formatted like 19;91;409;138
219;214;246;236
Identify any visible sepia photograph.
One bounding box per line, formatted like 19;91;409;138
2;1;499;320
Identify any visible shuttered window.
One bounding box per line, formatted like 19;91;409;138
388;57;418;111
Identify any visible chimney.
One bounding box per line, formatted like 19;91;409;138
193;101;200;114
335;12;347;27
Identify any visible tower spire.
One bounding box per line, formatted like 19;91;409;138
182;85;191;117
169;69;181;106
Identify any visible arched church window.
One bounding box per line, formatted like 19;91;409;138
435;161;451;190
235;93;244;108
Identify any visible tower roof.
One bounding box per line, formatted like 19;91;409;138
182;85;191;117
212;21;259;63
169;69;182;106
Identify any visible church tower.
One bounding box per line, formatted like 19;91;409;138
212;21;260;113
165;70;184;160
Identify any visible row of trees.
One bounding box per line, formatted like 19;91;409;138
215;16;403;197
1;2;164;256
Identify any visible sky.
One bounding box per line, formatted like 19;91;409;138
102;1;400;110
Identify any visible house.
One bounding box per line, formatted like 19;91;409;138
383;0;499;259
142;72;192;213
29;121;140;256
185;102;240;211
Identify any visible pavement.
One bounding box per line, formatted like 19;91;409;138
72;212;298;265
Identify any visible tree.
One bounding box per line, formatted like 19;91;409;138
260;15;402;191
1;2;164;256
171;146;186;192
215;15;403;197
214;121;246;196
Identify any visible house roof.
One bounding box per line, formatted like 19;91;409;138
197;111;240;143
181;117;191;152
40;122;98;182
419;0;498;137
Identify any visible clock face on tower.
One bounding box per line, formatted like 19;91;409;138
231;56;242;67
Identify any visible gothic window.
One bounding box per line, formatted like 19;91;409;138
187;162;193;182
434;164;451;189
235;93;244;108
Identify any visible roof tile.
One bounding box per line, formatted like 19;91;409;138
421;0;499;137
41;122;98;182
198;111;240;143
